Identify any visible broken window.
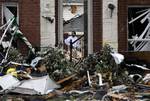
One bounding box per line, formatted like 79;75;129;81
128;7;150;51
2;3;19;25
1;3;19;48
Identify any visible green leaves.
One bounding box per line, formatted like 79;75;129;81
7;47;23;63
76;44;115;74
41;47;74;81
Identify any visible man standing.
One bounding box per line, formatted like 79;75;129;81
65;31;80;59
65;31;80;49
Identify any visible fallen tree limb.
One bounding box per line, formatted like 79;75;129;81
57;74;76;84
60;76;87;92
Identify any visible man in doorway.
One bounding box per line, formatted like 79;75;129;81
64;31;80;58
65;31;80;48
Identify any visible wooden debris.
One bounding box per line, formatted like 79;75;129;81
45;91;57;99
57;74;76;84
60;76;87;92
107;93;130;101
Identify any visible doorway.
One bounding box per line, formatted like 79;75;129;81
63;0;84;60
57;0;93;61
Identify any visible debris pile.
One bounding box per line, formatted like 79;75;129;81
1;4;150;100
1;41;150;101
42;44;150;101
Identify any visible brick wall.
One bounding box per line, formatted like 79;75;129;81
93;0;102;52
118;0;150;63
19;0;40;48
55;0;58;46
0;0;40;54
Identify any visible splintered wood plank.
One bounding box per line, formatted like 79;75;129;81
60;76;87;92
107;93;129;101
57;74;76;84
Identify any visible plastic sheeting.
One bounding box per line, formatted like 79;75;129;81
11;75;60;95
111;53;124;64
0;74;60;95
0;74;20;92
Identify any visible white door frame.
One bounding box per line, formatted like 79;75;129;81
58;0;93;54
88;0;93;54
57;0;63;45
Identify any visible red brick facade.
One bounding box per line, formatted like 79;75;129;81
55;0;58;46
118;0;150;62
0;0;40;53
93;0;102;52
19;0;40;47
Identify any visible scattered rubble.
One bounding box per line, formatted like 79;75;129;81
1;2;150;100
0;40;150;101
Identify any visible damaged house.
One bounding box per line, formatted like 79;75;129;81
1;0;150;63
0;0;150;100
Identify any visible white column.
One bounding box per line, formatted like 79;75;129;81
58;0;64;45
102;0;118;51
88;0;93;54
40;0;55;47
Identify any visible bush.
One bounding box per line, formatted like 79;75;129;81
7;47;24;63
41;47;75;81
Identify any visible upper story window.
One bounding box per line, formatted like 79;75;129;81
128;6;150;51
2;3;19;25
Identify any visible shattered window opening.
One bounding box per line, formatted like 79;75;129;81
2;3;19;25
128;6;150;51
1;3;19;48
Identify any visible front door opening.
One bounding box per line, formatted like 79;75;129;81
63;0;85;60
